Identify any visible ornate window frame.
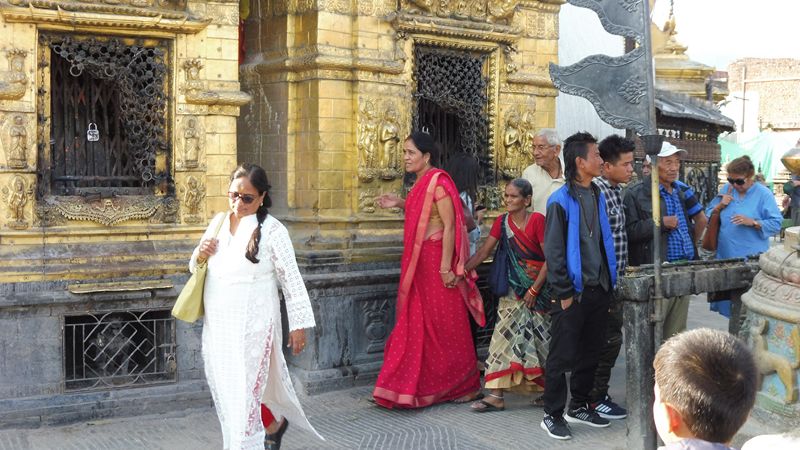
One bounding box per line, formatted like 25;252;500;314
35;32;178;227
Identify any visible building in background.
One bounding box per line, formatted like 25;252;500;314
0;0;249;427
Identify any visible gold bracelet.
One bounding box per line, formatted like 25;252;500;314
439;269;451;274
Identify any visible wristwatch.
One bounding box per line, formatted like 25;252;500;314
753;220;761;229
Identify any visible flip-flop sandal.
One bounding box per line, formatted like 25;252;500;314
530;395;545;407
470;399;505;413
452;392;484;404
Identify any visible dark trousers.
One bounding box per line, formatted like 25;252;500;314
589;292;623;402
543;285;611;416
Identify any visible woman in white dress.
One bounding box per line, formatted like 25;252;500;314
191;164;320;450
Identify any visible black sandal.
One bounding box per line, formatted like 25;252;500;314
264;418;289;450
470;399;505;413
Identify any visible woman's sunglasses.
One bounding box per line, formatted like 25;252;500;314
227;191;257;204
727;177;746;186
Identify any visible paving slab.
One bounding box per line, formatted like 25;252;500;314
0;295;788;449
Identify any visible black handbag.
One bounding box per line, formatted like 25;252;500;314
489;214;510;296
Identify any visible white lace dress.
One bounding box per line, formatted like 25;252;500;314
190;213;320;450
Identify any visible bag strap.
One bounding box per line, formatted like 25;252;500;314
211;212;226;238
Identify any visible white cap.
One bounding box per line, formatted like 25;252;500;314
657;141;687;158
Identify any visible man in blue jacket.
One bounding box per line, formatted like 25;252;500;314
540;132;617;440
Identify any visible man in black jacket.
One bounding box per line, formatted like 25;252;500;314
540;132;617;440
623;142;707;339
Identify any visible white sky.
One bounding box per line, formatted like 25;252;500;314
651;0;800;70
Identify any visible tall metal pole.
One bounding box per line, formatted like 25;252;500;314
640;1;663;448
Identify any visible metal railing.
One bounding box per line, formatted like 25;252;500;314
63;310;176;392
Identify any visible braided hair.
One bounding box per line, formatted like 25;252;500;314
230;163;272;264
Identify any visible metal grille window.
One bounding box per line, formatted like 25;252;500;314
40;34;171;197
63;310;176;391
412;46;491;183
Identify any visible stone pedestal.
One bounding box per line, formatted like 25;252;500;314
741;226;800;426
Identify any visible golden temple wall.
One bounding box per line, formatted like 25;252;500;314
0;0;249;282
240;0;565;262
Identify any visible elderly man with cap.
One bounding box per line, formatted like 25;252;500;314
622;142;708;340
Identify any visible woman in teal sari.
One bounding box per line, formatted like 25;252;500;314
464;178;551;412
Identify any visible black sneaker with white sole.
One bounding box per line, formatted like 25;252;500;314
540;414;572;440
591;395;628;419
564;405;611;427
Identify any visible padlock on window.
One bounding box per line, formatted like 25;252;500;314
87;123;100;142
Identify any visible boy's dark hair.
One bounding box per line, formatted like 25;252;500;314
654;328;758;444
563;131;597;183
598;134;635;165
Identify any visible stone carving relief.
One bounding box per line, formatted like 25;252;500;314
2;176;33;229
35;196;165;226
402;0;518;24
478;184;503;210
2;114;30;169
358;98;404;183
358;189;377;214
1;0;210;34
617;75;646;104
180;116;204;169
181;59;251;108
361;299;390;353
179;176;205;224
503;43;518;75
500;106;534;178
749;319;800;404
524;8;558;39
149;196;179;224
0;49;28;101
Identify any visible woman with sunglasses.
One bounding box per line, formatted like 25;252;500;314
372;131;485;408
705;156;782;317
192;164;321;449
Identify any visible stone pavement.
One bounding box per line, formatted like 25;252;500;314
0;296;788;450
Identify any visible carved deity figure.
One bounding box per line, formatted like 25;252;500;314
7;50;26;84
183;59;204;92
3;176;31;228
487;0;519;23
180;176;204;223
0;49;28;101
184;177;202;215
503;110;522;175
408;0;435;14
183;117;201;168
358;100;379;172
380;106;401;173
8;114;27;169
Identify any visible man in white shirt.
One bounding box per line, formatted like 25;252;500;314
522;128;565;215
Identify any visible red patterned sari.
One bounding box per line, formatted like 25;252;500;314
373;169;484;409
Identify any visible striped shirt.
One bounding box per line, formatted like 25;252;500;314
594;176;627;276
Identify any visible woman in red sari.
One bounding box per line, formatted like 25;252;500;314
373;132;485;408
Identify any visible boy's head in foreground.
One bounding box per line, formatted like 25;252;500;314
653;328;758;445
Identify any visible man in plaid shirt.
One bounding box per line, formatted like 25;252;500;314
589;135;634;421
623;142;708;339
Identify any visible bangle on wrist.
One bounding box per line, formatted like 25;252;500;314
439;269;451;274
